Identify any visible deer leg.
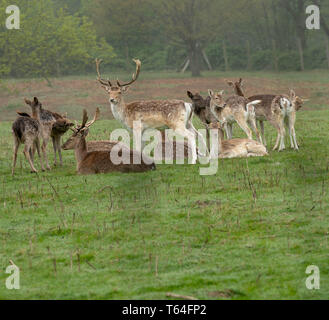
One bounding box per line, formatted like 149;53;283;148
226;123;233;139
57;136;63;165
175;127;197;164
235;118;253;140
268;116;284;151
259;121;267;147
288;113;298;150
35;138;45;171
24;141;38;173
187;121;209;158
52;136;57;166
206;126;210;153
229;124;234;139
12;137;20;176
248;117;263;144
273;132;281;151
223;123;230;139
42;137;51;170
288;124;294;149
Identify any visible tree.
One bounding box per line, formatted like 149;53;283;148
279;0;307;70
91;0;160;70
0;0;115;79
157;0;221;77
314;0;329;68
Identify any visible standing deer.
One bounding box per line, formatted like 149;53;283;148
18;104;74;166
208;90;263;143
95;58;208;164
186;91;220;152
62;108;156;174
227;79;307;150
12;97;45;175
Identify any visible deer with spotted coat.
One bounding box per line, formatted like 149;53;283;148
208;89;263;144
12;97;45;175
95;58;208;164
227;78;307;151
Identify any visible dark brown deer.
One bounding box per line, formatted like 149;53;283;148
62;108;156;175
12;97;45;175
18;105;74;166
186;91;220;152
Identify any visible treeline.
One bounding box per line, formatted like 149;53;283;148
1;0;329;78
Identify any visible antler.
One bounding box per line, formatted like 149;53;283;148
85;108;100;128
95;58;112;87
81;109;89;129
117;59;141;87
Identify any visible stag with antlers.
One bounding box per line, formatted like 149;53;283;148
95;58;208;164
62;108;155;174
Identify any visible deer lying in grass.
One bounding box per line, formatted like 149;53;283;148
62;108;156;175
186;91;220;151
95;58;208;164
227;78;307;150
20;100;74;167
208;90;263;143
216;125;268;159
12;97;45;175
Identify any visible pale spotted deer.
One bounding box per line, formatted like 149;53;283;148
227;79;307;150
95;58;208;164
216;125;268;159
62;108;156;174
12;97;45;175
208;90;263;144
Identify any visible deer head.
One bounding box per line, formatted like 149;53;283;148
226;78;245;97
208;90;226;120
289;89;308;111
187;91;209;112
95;58;141;105
62;108;100;150
24;97;42;118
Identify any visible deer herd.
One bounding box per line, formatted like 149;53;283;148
11;59;307;176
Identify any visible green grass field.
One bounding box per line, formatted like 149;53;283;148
0;71;328;300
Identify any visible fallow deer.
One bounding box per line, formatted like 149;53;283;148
18;105;74;166
95;58;208;164
62;108;156;175
12;97;45;175
227;79;307;150
216;125;268;159
208;90;263;144
186;91;220;152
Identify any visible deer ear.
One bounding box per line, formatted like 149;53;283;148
219;90;224;96
33;97;39;104
187;91;194;99
290;89;296;99
208;89;214;97
226;81;234;87
24;98;32;105
121;86;130;93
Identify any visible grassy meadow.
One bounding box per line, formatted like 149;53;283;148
0;71;328;300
